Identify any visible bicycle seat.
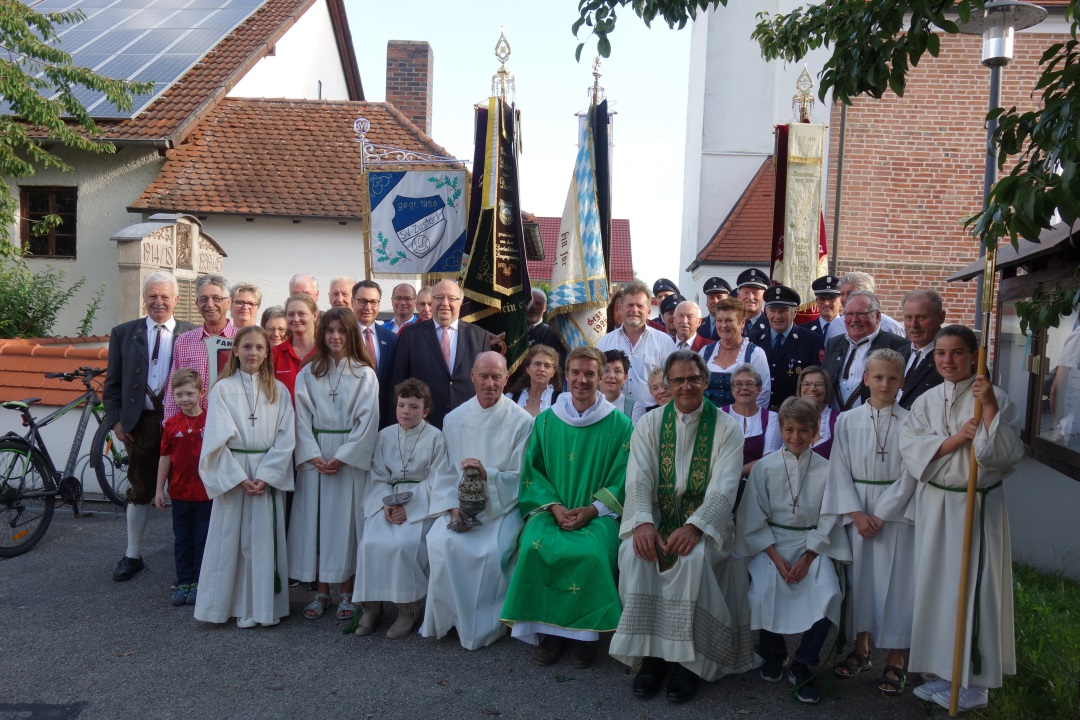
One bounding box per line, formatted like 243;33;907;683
2;399;40;410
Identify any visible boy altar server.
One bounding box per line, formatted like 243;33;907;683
421;352;535;650
609;351;756;704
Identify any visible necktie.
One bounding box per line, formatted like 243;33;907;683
843;338;869;379
364;328;377;365
905;349;922;385
773;332;783;352
440;326;452;369
151;324;164;365
821;321;829;337
678;340;688;350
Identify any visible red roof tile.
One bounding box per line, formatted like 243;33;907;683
130;99;456;219
528;216;634;285
690;158;774;269
0;338;109;408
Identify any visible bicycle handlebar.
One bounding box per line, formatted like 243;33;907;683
42;367;105;384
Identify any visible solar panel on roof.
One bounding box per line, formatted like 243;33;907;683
2;0;268;120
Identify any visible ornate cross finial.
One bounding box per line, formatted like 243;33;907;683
589;56;605;107
793;65;815;122
492;29;515;100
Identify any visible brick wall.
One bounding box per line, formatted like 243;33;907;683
826;31;1070;327
386;40;433;136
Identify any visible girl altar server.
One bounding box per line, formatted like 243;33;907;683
821;349;916;696
289;308;379;622
737;397;850;704
900;325;1023;713
352;379;452;639
195;326;295;628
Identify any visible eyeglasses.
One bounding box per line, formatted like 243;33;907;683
432;295;462;304
668;375;704;387
196;295;227;306
232;300;258;308
353;299;379;307
530;361;556;371
800;381;826;390
265;327;287;336
846;311;876;320
731;381;758;389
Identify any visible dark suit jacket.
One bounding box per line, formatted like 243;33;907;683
391;319;489;428
749;326;825;408
798;318;833;338
104;317;197;432
697;315;718;342
823;330;911;410
900;350;943;410
367;323;398;428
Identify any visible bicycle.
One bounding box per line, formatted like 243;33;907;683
0;366;131;556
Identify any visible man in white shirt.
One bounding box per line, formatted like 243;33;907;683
823;291;909;410
825;271;904;341
597;280;675;405
899;289;946;409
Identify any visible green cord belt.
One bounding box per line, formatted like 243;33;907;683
229;448;270;454
313;428;350;438
852;478;896;485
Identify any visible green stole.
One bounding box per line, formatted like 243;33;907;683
656;400;716;571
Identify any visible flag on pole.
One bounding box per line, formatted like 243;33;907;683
548;100;611;348
460;97;532;373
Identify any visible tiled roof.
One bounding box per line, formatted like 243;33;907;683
87;0;363;145
528;216;635;285
690;158;774;269
130;99;456;219
0;338;110;408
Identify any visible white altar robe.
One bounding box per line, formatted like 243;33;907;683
420;396;535;649
820;403;915;649
353;422;450;604
899;378;1023;688
288;360;379;583
195;373;295;625
609;403;757;680
736;449;850;635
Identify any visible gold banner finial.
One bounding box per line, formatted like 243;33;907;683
793;65;815;122
492;29;515;100
589;56;605;107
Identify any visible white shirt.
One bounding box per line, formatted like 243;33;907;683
826;312;904;342
838;329;880;409
436;319;460;371
359;322;380;366
507;385;556;413
905;340;934;376
144;316;176;408
596;324;675;405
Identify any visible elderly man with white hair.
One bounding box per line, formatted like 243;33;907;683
672;301;713;352
289;273;319;304
328;276;355;309
823;290;910;410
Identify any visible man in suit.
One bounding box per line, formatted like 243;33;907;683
749;285;824;408
798;275;842;338
351;280;398;428
899;289;946;409
103;271;197;581
672;301;714;352
823;290;910;411
735;268;769;336
391;279;489;428
696;276;731;341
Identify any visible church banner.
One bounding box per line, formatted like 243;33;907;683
367;169;468;278
771;122;828;312
548;101;610;349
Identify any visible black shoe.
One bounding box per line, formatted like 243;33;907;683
532;635;566;666
666;666;700;704
759;657;785;683
112;556;146;582
789;661;821;704
568;640;598;669
632;657;667;698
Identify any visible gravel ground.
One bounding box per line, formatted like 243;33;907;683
0;502;940;720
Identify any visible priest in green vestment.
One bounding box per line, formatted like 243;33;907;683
501;346;632;669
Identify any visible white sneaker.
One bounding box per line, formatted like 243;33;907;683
913;677;950;701
932;685;988;712
235;617;257;629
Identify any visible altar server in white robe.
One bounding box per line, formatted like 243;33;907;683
289;308;380;623
821;349;916;696
737;397;850;705
421;352;535;650
353;378;452;639
609;351;756;705
899;325;1023;713
195;326;295;628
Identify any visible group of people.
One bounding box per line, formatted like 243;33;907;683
101;267;1022;711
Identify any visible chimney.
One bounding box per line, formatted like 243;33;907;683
386;40;433;136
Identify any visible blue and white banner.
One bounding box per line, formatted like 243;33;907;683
368;170;467;278
548;117;610;348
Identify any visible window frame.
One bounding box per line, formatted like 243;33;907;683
19;186;78;259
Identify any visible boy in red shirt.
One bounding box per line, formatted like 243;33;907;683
154;369;211;606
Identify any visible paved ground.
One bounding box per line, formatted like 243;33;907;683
0;502;940;720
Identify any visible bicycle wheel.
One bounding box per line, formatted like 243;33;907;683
0;439;55;557
91;421;129;507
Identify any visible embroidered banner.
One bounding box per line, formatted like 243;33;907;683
368;169;467;278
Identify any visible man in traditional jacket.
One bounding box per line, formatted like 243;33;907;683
898;289;946;409
610;350;756;703
421;352;535;650
501;346;632;669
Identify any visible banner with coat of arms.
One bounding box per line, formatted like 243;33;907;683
367;169;468;278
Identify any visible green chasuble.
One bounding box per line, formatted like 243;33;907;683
501;407;632;633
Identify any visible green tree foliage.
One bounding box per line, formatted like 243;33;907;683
0;0;151;256
0;253;85;338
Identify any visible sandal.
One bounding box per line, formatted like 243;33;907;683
336;595;356;621
879;665;907;696
303;592;331;620
833;651;871;679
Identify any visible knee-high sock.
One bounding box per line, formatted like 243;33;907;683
125;503;151;559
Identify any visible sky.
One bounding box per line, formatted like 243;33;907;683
342;0;690;286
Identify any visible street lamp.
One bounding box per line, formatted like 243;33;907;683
958;0;1046;325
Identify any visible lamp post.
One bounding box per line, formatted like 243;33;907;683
957;0;1046;326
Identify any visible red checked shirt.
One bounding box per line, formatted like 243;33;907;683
271;339;315;405
159;412;209;502
163;322;237;420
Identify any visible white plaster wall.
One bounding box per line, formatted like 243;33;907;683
679;13;709;288
2;146;166;336
230;0;349;101
1005;457;1080;581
